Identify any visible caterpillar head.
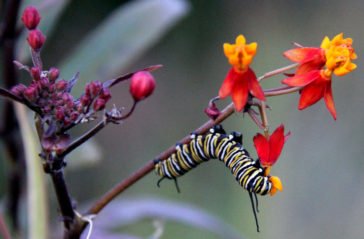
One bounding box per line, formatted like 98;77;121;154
269;176;283;196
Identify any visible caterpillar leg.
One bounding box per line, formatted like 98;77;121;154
157;177;181;193
249;192;260;232
157;177;166;188
230;131;242;144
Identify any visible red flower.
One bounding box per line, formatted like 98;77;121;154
253;124;290;167
219;35;265;112
282;34;357;120
219;68;265;112
253;125;290;196
282;70;336;119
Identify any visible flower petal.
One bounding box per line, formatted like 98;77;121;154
323;82;337;120
231;77;248;111
283;47;322;63
298;79;326;110
219;68;237;99
253;133;269;165
268;125;285;166
235;34;246;45
282;70;320;87
246;68;265;101
269;176;283;196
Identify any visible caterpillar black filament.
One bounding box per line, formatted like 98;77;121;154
154;125;281;232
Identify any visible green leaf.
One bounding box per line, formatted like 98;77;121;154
59;0;190;96
14;103;48;239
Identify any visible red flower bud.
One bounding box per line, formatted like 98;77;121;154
63;117;71;127
100;89;111;102
55;107;65;120
55;79;68;91
70;111;79;121
39;77;49;89
130;71;156;101
49;67;60;82
21;6;41;30
30;67;41;81
81;95;91;106
93;98;106;111
62;93;74;108
85;81;102;98
11;84;27;97
24;86;38;101
27;29;46;51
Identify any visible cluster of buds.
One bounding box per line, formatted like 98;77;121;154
81;81;111;112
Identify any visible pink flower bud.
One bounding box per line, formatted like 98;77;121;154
55;79;68;91
130;71;156;101
93;98;106;111
62;93;74;108
27;29;46;51
63;117;71;127
85;81;102;98
11;84;27;97
21;6;41;30
55;107;65;120
204;98;221;120
70;111;79;121
39;77;49;88
30;67;41;81
100;89;111;102
49;67;60;82
24;86;38;101
81;94;91;106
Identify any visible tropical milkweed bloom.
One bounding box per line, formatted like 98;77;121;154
282;33;357;120
219;35;265;112
253;125;290;195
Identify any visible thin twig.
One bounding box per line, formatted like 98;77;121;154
247;108;265;130
86;102;235;216
264;86;302;96
59;119;108;158
103;64;163;88
258;63;298;82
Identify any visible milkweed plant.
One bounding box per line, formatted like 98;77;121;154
0;3;357;239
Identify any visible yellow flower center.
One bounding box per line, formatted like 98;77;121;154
223;34;257;73
320;33;357;77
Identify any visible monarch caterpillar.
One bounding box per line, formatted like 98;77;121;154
154;125;281;232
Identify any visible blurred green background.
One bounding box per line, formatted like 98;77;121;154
2;0;364;238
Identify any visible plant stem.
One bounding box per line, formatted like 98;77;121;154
86;102;235;216
50;169;75;228
264;86;302;96
258;63;298;82
60;119;108;158
0;210;11;239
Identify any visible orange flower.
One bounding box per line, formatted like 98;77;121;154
282;33;356;120
253;125;290;196
219;35;265;112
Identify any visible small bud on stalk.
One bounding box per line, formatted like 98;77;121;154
130;71;156;101
27;29;46;51
21;6;41;30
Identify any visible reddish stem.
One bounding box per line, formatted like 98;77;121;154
0;210;11;239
